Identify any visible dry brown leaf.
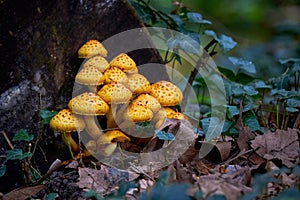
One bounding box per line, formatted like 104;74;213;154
3;185;44;200
195;173;251;200
250;128;300;168
215;141;232;162
237;127;255;151
76;165;139;194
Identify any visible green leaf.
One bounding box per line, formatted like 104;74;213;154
270;88;289;97
129;1;153;25
243;85;258;96
166;32;200;54
0;165;6;177
287;98;300;107
155;130;175;141
45;193;59;200
82;190;103;200
228;57;256;75
169;14;184;27
39;109;57;124
222;120;233;133
243;103;258;112
204;30;237;53
279;58;300;65
254;80;272;89
12;129;34;142
286;107;299;113
187;12;212;24
201;117;223;141
225;105;240;118
243;112;263;132
6;149;32;160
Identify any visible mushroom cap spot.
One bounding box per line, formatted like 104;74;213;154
132;94;161;113
101;66;129;84
168;112;186;120
109;53;137;72
97;130;130;144
97;83;132;104
75;65;103;85
83;55;110;72
78;40;108;58
50;109;85;132
126;73;151;94
68;92;109;115
150;80;183;106
125;104;153;122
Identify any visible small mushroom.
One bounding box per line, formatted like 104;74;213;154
50;109;85;153
75;65;104;92
78;40;108;58
109;53;137;73
150;80;183;106
131;94;161;113
96;130;130;156
101;66;129;85
126;73;151;94
83;55;110;72
68;92;109;140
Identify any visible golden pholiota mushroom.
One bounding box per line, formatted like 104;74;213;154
131;94;161;113
97;82;132;128
83;55;110;73
126;73;151;94
78;40;107;58
96;130;130;156
101;66;129;85
75;65;104;92
68;92;109;140
50;109;85;153
109;53;137;73
150;80;183;106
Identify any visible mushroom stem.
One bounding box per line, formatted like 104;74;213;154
106;105;118;129
61;132;79;159
83;116;104;140
88;85;97;93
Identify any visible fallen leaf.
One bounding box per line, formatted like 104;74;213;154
215;141;232;162
3;185;44;200
76;165;139;194
237;126;255;151
250;128;300;168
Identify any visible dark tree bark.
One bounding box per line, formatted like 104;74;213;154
0;0;167;193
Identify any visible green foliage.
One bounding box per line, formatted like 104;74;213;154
12;129;34;142
155;130;175;141
40;109;57;124
204;30;237;53
0;165;6;176
6;148;32;160
45;193;59;200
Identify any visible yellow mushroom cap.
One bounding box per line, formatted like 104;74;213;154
125;103;153;122
68;92;109;115
126;73;151;94
75;65;103;85
153;107;176;121
132;94;161;113
78;40;108;58
150;81;183;106
97;130;130;144
101;66;129;85
97;83;132;104
83;55;110;72
109;53;137;72
50;109;85;132
168;112;186;120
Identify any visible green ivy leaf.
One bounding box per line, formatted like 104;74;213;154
225;105;240;118
155;130;175;141
201;117;223;141
228;57;256;75
46;193;59;200
287;98;300;107
243;85;258;96
187;12;212;24
222;120;233;133
129;1;153;25
40;109;57;124
0;165;6;177
6;149;32;160
254;80;272;89
243;112;263;133
204;30;237;53
166;32;200;54
286;107;299;113
12;129;34;142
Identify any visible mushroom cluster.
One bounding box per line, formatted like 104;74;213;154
50;39;187;157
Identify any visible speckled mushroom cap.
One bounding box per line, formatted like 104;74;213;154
83;55;110;72
124;103;153;122
101;66;129;85
75;65;103;85
109;53;137;73
168;112;186;120
153;107;176;121
68;92;109;115
150;80;183;106
132;94;161;113
126;73;151;94
78;40;108;58
97;130;130;144
97;83;132;104
50;109;85;132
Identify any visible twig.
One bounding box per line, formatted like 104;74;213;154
129;162;155;181
1;131;14;149
221;148;257;166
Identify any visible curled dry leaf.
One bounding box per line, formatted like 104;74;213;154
250;128;300;168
